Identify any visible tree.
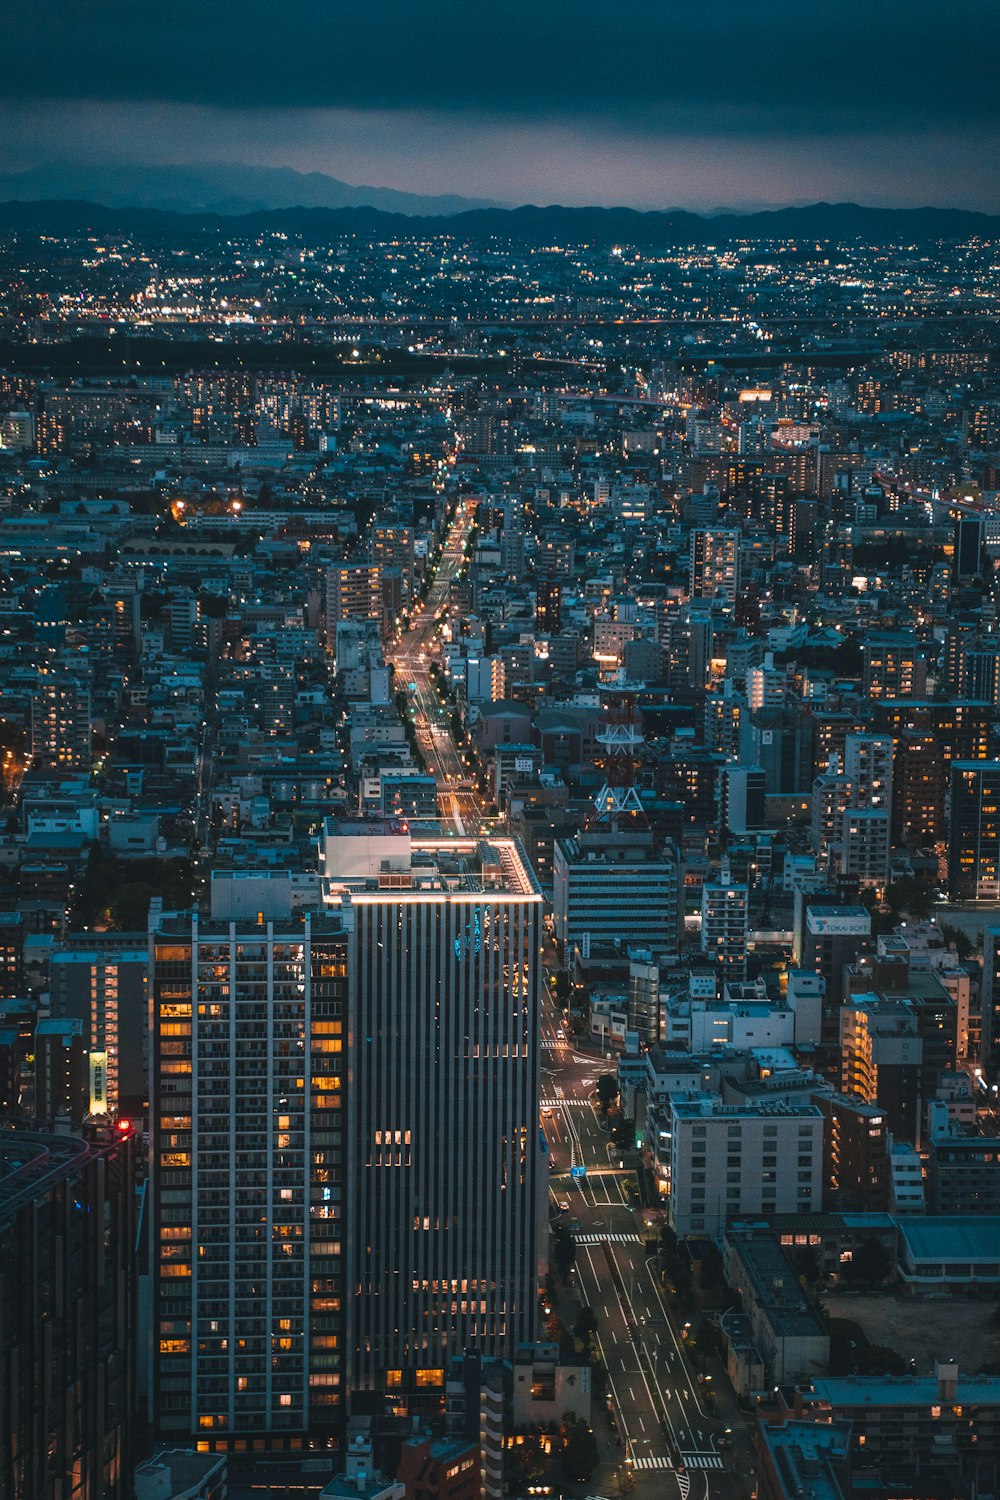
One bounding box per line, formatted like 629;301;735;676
596;1073;618;1113
552;1227;576;1283
941;922;974;961
852;1343;906;1376
560;1420;599;1483
850;1235;892;1287
793;1245;821;1286
573;1307;597;1351
553;971;571;1008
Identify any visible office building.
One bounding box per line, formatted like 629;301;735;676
320;829;543;1398
0;1123;137;1499
723;1229;829;1385
552;829;681;958
798;905;871;1018
949;760;1000;901
150;909;350;1450
928;1129;1000;1215
666;1096;823;1239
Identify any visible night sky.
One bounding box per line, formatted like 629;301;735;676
1;0;997;210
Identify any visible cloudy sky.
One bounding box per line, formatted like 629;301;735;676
1;0;996;210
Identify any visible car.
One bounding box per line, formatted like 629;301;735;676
541;1106;553;1117
556;1199;570;1211
556;1027;565;1039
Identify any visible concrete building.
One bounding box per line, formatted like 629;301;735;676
723;1228;829;1385
150;909;351;1450
511;1341;590;1428
838;805;891;885
700;882;749;980
552;829;681;958
0;1124;137;1500
840;995;923;1144
666;1095;823;1238
690;527;740;603
321;830;544;1398
949;759;1000;902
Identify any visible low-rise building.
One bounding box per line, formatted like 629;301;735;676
723;1228;830;1386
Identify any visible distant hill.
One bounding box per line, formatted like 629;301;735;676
0;195;997;245
0;161;499;218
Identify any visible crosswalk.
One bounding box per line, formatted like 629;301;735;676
540;1097;591;1108
576;1232;643;1246
623;1452;724;1473
683;1454;725;1470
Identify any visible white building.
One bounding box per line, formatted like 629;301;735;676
839;806;891;885
666;1095;824;1238
701;883;749;979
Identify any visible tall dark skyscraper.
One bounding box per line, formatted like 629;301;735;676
321;830;543;1401
150;910;349;1451
0;1123;137;1499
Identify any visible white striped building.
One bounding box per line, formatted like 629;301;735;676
323;828;544;1395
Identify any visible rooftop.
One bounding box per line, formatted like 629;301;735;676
897;1215;1000;1263
322;829;542;901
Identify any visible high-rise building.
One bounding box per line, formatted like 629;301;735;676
862;633;926;700
319;829;543;1400
843;732;893;818
838;807;891;886
0;1123;137;1499
948;760;1000;901
839;996;923;1144
552;830;682;958
720;765;766;836
326;563;400;638
689;527;740;603
49;941;148;1118
700;882;749;980
953;515;985;582
534;578;562;636
30;667;92;769
150;909;350;1451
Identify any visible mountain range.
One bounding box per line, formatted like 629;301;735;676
0;161;498;218
0;173;997;247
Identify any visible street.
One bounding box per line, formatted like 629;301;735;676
386;504;749;1498
386;500;481;835
541;994;745;1500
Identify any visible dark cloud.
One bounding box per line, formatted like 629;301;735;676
0;0;996;135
